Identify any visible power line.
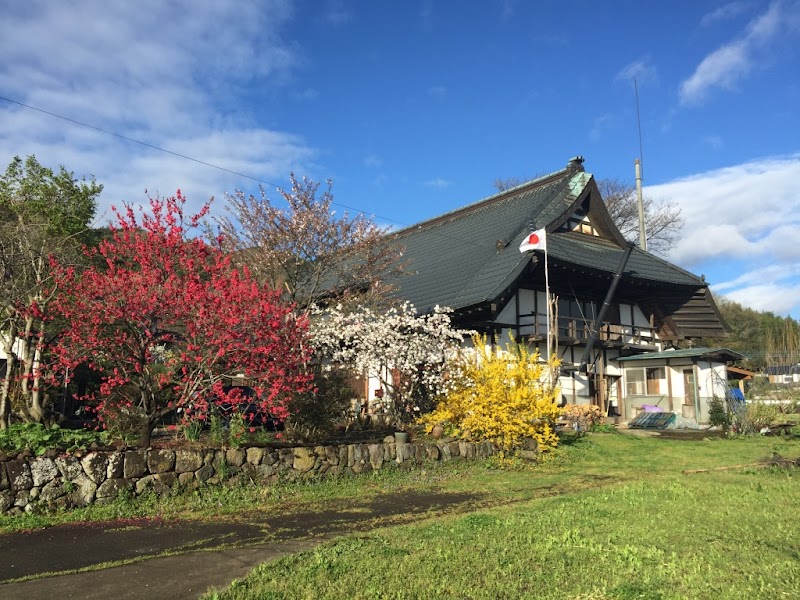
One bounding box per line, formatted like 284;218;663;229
0;94;545;254
0;94;413;229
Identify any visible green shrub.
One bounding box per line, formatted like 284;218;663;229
286;366;354;440
228;413;247;448
182;420;203;441
709;397;730;431
209;412;225;446
0;423;109;455
745;401;781;430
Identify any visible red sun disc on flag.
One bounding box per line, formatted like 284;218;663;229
528;233;540;244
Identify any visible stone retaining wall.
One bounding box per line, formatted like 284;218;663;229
0;438;500;515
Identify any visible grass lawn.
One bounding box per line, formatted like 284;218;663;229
205;432;800;600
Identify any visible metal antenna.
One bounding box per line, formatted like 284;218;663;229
634;77;647;251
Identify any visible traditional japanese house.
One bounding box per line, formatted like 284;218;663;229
386;156;730;421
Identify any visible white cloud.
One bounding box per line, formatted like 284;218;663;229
679;2;795;105
424;177;451;189
590;113;614;142
717;282;800;315
0;1;316;223
615;56;658;86
703;135;725;149
700;1;752;27
364;154;382;168
647;153;800;316
499;0;518;20
322;0;353;26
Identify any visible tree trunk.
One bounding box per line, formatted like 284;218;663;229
28;324;46;422
137;421;153;448
0;322;18;429
0;360;12;430
19;314;34;420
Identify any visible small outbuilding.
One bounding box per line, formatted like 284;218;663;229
615;347;743;424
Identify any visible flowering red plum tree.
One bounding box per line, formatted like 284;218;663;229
51;193;311;446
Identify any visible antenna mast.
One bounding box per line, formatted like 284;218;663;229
634;78;647;252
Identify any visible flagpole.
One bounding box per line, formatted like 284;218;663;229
544;244;551;360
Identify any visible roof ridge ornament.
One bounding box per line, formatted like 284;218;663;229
567;156;585;172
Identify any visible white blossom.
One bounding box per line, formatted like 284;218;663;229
309;302;469;422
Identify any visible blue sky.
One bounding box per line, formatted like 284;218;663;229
1;1;799;315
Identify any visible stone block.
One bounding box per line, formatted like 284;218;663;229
55;456;83;481
195;465;214;483
324;446;338;466
175;449;204;473
414;444;424;463
400;443;413;461
81;452;109;484
225;448;245;467
40;479;66;502
7;460;33;491
0;490;13;512
425;445;440;461
30;457;58;487
255;464;276;480
246;447;264;465
155;472;177;488
123;450;147;479
293;447;315;472
368;444;383;469
277;448;294;467
146;449;175;474
135;473;174;495
177;471;195;487
69;473;96;507
14;489;29;507
440;444;451;461
106;452;124;479
96;478;132;500
0;463;9;491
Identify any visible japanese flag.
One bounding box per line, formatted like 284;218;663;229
519;228;547;253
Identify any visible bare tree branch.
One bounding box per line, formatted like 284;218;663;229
494;175;684;255
213;174;405;314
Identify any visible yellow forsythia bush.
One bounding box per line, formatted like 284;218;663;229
419;335;561;452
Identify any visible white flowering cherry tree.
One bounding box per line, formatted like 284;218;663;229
310;302;468;426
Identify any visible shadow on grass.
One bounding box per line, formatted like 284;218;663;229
556;431;590;446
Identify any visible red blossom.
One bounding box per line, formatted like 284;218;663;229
50;192;311;444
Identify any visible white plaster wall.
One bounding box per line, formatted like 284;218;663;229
633;305;650;328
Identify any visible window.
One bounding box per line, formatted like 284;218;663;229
625;366;666;396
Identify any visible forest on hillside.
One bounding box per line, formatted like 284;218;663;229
697;297;800;371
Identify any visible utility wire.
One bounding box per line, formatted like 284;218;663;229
1;94;522;254
0;94;414;230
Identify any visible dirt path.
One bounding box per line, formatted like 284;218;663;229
0;490;483;599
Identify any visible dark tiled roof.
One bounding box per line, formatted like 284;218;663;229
389;167;706;312
547;233;703;286
389;169;585;312
615;348;744;362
